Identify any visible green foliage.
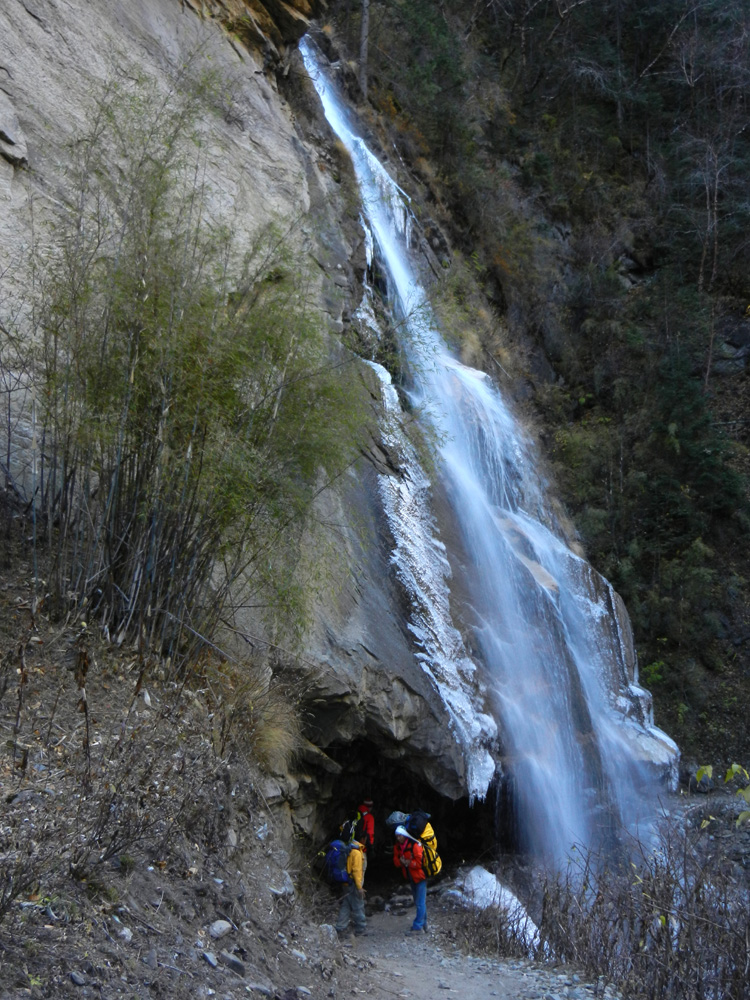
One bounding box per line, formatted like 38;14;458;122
696;764;713;785
724;764;750;827
546;330;742;688
642;660;665;687
29;69;365;658
697;763;750;827
376;0;471;165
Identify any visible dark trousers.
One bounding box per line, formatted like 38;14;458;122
335;885;366;934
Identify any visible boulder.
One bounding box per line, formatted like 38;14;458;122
0;91;28;167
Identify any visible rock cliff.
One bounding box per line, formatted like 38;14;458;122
0;0;486;846
184;0;326;66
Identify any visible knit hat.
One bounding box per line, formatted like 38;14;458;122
394;825;418;841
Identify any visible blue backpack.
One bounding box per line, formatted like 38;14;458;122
322;840;352;884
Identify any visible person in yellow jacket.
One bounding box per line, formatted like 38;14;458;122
334;839;367;938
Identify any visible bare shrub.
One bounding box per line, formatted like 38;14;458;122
536;825;750;1000
0;793;58;922
455;898;539;960
0;627;232;922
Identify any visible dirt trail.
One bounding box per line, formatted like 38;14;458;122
331;905;620;1000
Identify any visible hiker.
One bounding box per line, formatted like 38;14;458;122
357;798;375;874
335;838;367;939
393;824;427;934
340;801;375;883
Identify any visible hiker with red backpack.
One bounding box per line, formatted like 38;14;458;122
393;824;428;934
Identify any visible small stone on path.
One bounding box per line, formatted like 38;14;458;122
219;950;245;975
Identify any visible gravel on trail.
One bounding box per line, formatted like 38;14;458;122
328;904;621;1000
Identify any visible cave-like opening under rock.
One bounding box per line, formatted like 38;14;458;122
308;737;509;892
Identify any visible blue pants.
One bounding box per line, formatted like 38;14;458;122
335;886;366;934
410;879;427;930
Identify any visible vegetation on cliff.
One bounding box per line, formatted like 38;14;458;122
1;68;367;666
328;0;750;764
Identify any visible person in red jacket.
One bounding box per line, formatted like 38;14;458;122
393;824;427;933
358;799;375;876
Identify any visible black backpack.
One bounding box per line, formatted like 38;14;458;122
322;840;352;884
405;810;431;838
339;811;365;844
405;810;442;877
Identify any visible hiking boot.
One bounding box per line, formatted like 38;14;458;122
406;927;423;935
354;930;370;937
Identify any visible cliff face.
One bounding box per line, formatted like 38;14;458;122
0;0;480;844
0;0;318;277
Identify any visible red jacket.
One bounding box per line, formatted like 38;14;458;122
393;838;425;883
357;803;375;853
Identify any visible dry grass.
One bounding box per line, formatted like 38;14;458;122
197;654;303;775
0;567;304;925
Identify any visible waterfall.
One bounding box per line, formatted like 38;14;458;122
301;38;678;865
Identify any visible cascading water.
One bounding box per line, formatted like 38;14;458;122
301;38;678;866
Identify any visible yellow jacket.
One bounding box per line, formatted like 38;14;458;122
346;841;365;889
